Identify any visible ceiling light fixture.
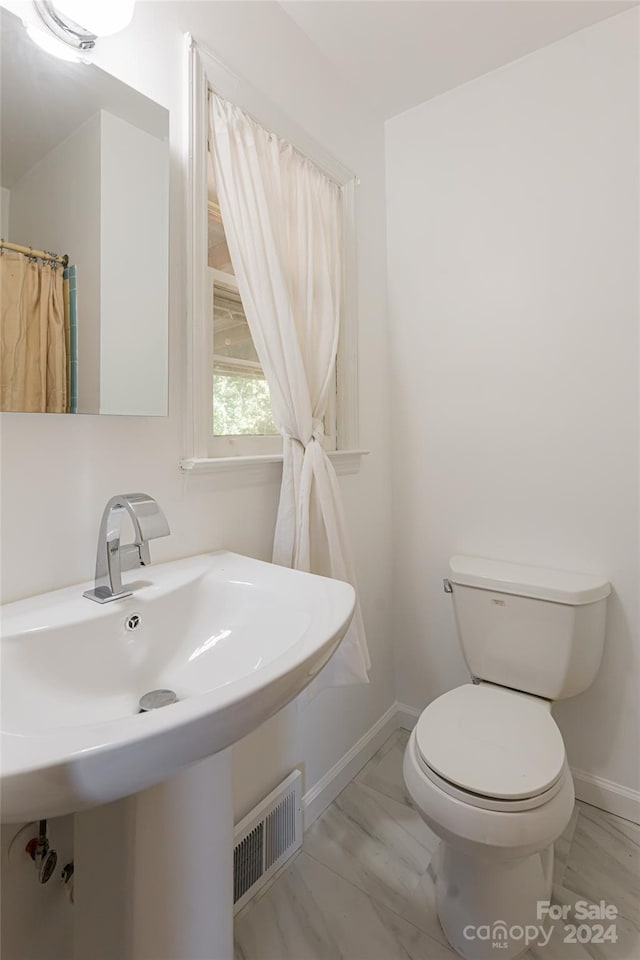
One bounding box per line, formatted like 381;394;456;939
32;1;136;52
26;22;86;62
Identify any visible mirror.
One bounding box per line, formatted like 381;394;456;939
0;8;169;415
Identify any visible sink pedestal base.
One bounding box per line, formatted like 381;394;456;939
132;748;233;959
74;750;233;960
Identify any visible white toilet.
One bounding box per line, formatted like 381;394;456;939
403;555;610;960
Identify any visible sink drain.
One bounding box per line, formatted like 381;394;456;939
139;689;178;712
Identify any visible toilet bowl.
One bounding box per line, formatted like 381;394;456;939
403;556;610;960
404;684;575;960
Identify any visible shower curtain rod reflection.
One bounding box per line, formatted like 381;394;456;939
0;239;69;266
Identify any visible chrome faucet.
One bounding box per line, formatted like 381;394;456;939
83;494;170;603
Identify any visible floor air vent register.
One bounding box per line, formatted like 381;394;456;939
233;770;303;913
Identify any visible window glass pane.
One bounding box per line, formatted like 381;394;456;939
212;280;277;436
207;151;234;274
208;148;276;436
213;282;259;364
212;374;276;436
208;201;234;274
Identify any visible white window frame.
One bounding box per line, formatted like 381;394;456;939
181;33;366;477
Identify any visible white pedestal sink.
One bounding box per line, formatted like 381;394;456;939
1;551;356;959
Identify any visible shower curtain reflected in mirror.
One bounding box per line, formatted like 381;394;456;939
1;250;70;413
64;263;78;414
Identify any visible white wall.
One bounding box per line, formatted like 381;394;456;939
0;186;9;238
99;110;169;415
9;112;102;412
0;2;393;958
387;10;639;798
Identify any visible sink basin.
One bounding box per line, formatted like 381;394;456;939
0;551;355;822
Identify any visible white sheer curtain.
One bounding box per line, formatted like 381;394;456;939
210;93;370;689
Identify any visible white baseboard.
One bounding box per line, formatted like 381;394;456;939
302;700;640;831
395;702;421;730
571;767;640;825
302;702;399;828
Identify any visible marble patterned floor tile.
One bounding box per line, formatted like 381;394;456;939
302;778;447;944
355;728;412;809
526;884;640;960
235;731;640;960
562;802;640;926
234;850;459;960
554;803;580;887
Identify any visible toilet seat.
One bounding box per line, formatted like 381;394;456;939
404;726;575;859
415;752;569;812
415;684;566;809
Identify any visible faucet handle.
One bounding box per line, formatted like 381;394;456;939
122;493;171;542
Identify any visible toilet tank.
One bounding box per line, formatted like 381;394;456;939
448;556;610;700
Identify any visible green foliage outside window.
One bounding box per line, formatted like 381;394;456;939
213;374;277;436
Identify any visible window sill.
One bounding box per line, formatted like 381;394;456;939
179;449;369;478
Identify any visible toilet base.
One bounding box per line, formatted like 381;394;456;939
435;842;554;960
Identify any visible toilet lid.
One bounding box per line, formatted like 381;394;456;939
415;684;566;800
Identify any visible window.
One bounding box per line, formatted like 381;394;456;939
206;147;336;457
183;36;362;473
208;200;277;439
210;273;277;437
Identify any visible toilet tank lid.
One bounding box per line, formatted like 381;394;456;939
448;556;610;605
